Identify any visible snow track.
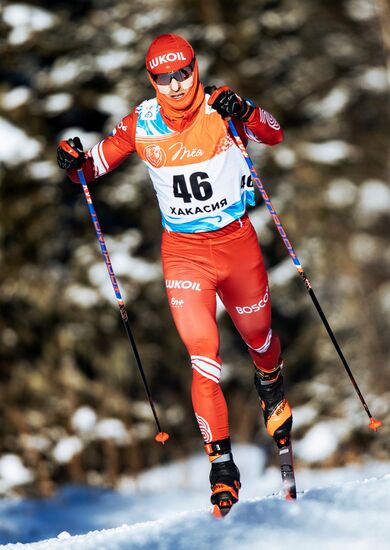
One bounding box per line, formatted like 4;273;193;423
2;467;389;550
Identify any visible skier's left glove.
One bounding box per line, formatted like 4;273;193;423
57;137;85;170
205;85;255;122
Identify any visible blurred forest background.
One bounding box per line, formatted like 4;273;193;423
0;0;389;497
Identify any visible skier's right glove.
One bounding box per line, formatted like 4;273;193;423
57;137;85;170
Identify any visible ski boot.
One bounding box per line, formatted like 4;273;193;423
254;361;296;499
205;438;241;518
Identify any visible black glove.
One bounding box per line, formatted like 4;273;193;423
57;137;85;170
206;85;255;122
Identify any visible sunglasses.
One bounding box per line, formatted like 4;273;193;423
149;58;195;86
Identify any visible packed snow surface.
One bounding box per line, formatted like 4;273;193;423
0;445;388;549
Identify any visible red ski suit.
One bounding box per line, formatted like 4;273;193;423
68;86;283;444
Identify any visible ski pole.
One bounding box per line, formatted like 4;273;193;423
77;168;169;444
228;120;382;432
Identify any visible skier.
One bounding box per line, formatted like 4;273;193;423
57;33;293;516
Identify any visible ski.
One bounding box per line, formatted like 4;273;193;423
212;500;233;519
211;483;240;519
277;436;297;500
211;438;296;518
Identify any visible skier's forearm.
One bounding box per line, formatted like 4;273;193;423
67;127;137;184
243;107;284;145
66;110;138;184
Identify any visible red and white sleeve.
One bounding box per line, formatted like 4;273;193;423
67;109;138;183
240;106;284;146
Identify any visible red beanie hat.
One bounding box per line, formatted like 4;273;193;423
146;34;194;74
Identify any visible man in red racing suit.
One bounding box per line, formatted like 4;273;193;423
57;33;293;514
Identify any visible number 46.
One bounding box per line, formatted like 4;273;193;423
173;172;213;203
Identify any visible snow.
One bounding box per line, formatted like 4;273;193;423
71;407;97;434
70;233;160;304
324;32;358;61
0;455;33;493
52;437;83;464
326;178;358;207
132;9;170;31
378;282;390;314
248;206;273;243
164;405;186;426
56;532;71;540
94;230;140;258
131;401;157;421
111;28;137;47
87;257;160;302
65;285;100;308
298;141;358;164
0;447;389;549
357;179;390;214
0;118;42;167
2;4;55;30
295;420;350;463
304;86;351;118
271;145;297;168
104;181;140;206
27;161;58;181
44;94;73;114
48;60;84;87
0;87;31;110
2;4;56;45
70;408;156;445
20;435;50;453
94;419;129;443
204;24;228;45
95;51;130;74
349;233;380;263
291;404;318;429
345;0;376;21
97;94;130;118
358;67;389;92
269;257;297;286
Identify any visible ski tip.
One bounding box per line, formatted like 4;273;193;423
155;431;170;444
212;504;231;519
212;504;224;519
368;418;382;432
285;488;297;501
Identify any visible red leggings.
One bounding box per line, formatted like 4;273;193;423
161;214;281;443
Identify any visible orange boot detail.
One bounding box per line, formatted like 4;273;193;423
206;439;241;518
254;362;293;441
